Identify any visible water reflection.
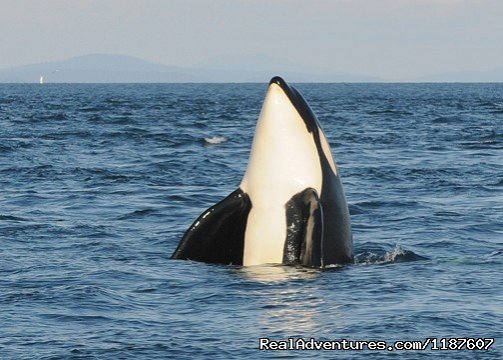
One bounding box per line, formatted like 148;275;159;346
232;265;345;335
234;264;320;283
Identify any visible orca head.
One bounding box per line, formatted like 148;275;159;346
268;76;320;134
239;76;337;266
240;76;336;200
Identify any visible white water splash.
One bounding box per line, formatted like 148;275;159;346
384;244;407;262
204;136;227;145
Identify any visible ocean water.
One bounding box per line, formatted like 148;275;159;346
0;82;501;359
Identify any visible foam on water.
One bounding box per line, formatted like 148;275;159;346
204;135;227;145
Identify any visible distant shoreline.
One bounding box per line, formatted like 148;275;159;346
1;54;502;84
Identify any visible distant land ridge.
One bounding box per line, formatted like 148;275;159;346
0;53;501;83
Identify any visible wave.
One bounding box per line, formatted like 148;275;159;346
117;208;159;220
0;214;27;221
354;244;427;265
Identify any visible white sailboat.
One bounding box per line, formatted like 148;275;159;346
39;76;44;84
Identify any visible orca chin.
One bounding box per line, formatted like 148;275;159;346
171;76;353;268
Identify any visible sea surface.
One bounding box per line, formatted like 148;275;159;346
0;82;501;359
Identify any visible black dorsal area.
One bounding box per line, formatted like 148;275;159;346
269;76;320;134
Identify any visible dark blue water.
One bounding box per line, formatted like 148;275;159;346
0;83;501;359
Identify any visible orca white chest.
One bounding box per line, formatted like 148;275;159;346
240;83;323;266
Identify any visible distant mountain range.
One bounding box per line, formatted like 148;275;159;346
0;54;379;83
0;54;198;83
0;53;501;83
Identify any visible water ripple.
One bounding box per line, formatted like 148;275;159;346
0;83;501;359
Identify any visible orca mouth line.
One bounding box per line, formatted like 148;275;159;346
269;76;319;134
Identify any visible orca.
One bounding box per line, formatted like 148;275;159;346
171;76;352;267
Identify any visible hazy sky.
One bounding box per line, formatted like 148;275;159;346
1;0;502;78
